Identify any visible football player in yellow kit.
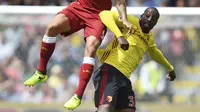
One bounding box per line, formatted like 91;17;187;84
93;7;176;112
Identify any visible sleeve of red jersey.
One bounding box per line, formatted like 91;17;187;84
99;11;123;38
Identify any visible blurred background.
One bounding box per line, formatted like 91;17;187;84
0;0;200;6
0;0;200;112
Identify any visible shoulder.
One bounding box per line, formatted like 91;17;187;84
146;32;156;47
147;32;154;40
128;15;139;22
100;10;117;16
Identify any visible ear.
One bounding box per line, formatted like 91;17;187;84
140;13;144;18
140;15;142;19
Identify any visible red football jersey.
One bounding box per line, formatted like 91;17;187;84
77;0;112;13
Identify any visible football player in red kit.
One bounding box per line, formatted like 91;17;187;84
24;0;131;110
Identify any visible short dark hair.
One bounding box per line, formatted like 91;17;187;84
144;7;160;20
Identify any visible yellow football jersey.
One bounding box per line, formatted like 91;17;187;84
97;11;156;79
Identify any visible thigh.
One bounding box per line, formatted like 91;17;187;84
93;64;119;108
98;104;115;112
58;2;85;37
116;87;136;110
84;18;106;41
118;109;136;112
46;13;71;36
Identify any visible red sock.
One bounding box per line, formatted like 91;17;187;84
38;41;55;73
75;63;94;98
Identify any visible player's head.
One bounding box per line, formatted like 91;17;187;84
140;7;160;33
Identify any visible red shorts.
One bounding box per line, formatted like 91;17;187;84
58;2;106;41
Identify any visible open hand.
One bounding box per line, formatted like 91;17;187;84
122;20;132;37
118;17;132;37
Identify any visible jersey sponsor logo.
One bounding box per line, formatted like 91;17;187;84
132;29;149;45
106;96;113;102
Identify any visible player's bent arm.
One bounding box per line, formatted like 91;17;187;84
148;46;174;71
115;0;127;21
99;11;123;38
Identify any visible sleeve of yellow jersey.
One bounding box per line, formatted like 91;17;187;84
99;11;123;38
148;46;174;72
147;34;173;71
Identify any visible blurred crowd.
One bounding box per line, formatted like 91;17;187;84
0;22;87;103
0;0;200;7
0;13;200;104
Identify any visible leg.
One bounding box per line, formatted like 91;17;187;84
98;104;115;112
74;35;101;96
38;14;70;73
118;109;136;112
116;91;136;112
64;36;101;110
115;79;136;112
24;7;83;86
92;64;121;112
74;18;106;97
64;17;105;110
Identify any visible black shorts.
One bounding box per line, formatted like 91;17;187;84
93;63;136;110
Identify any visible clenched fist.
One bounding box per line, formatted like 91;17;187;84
166;70;176;81
118;36;129;51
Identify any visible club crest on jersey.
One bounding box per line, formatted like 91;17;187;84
106;96;113;102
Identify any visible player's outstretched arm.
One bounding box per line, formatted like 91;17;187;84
148;46;173;71
148;46;176;81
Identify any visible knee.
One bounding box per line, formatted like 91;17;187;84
46;23;59;37
98;104;114;112
86;44;99;54
85;44;99;57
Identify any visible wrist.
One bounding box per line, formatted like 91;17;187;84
117;35;124;38
122;18;128;22
168;65;174;72
119;15;127;21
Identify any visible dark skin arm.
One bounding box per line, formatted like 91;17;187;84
115;0;132;37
